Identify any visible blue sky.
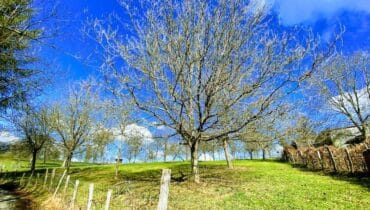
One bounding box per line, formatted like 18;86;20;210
41;0;369;85
1;0;369;144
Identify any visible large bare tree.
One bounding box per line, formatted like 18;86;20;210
90;0;337;182
313;51;369;141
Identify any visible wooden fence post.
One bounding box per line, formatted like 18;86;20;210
326;146;337;173
26;171;34;187
34;173;40;189
63;175;70;195
290;153;296;163
20;173;25;186
298;150;306;166
87;183;94;210
104;189;113;210
157;169;171;210
53;170;67;197
345;148;354;173
317;151;324;170
49;168;56;190
70;180;79;209
43;168;49;189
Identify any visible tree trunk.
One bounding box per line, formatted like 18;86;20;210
164;141;168;162
43;147;47;164
115;145;122;180
185;146;189;161
262;149;266;160
360;127;368;142
222;138;233;169
30;149;38;172
65;152;73;172
190;140;200;183
249;151;253;160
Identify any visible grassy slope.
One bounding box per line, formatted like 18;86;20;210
1;156;369;209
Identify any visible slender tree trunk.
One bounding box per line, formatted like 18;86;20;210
115;145;122;180
190;140;200;183
164;141;168;162
43;147;47;164
262;149;266;160
360;127;367;142
30;149;38;172
65;152;73;172
222;138;233;169
185;146;189;161
249;151;253;160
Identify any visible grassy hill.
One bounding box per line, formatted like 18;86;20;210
1;157;370;209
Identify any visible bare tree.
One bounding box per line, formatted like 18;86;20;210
50;81;97;172
8;105;52;172
313;51;369;141
90;0;337;182
85;124;113;163
125;130;144;163
284;116;317;147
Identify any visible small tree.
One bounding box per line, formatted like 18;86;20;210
125;129;144;163
50;81;97;172
284;116;317;147
8;105;52;172
85;124;113;163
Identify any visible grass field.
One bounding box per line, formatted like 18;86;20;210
1;155;370;209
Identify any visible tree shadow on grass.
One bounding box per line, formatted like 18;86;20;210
289;163;370;191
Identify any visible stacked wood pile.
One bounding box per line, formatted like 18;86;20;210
283;138;370;174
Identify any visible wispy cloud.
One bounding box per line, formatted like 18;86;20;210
0;132;19;143
273;0;370;25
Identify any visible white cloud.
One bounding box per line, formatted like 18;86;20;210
0;132;19;143
123;123;153;144
331;87;370;118
274;0;370;25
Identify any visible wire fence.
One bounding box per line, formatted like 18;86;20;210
0;167;171;210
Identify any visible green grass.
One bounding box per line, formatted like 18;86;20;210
0;153;98;172
1;156;370;209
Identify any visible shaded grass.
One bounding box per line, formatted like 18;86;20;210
1;157;370;209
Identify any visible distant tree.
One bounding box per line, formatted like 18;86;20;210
50;81;97;172
313;52;369;141
10;140;31;159
103;93;134;178
284;116;317;147
40;137;60;163
91;0;338;182
126;130;144;163
8;105;53;172
85;124;113;163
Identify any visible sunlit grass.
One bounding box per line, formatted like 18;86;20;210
1;155;369;209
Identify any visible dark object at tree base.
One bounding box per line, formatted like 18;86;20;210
363;149;370;175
